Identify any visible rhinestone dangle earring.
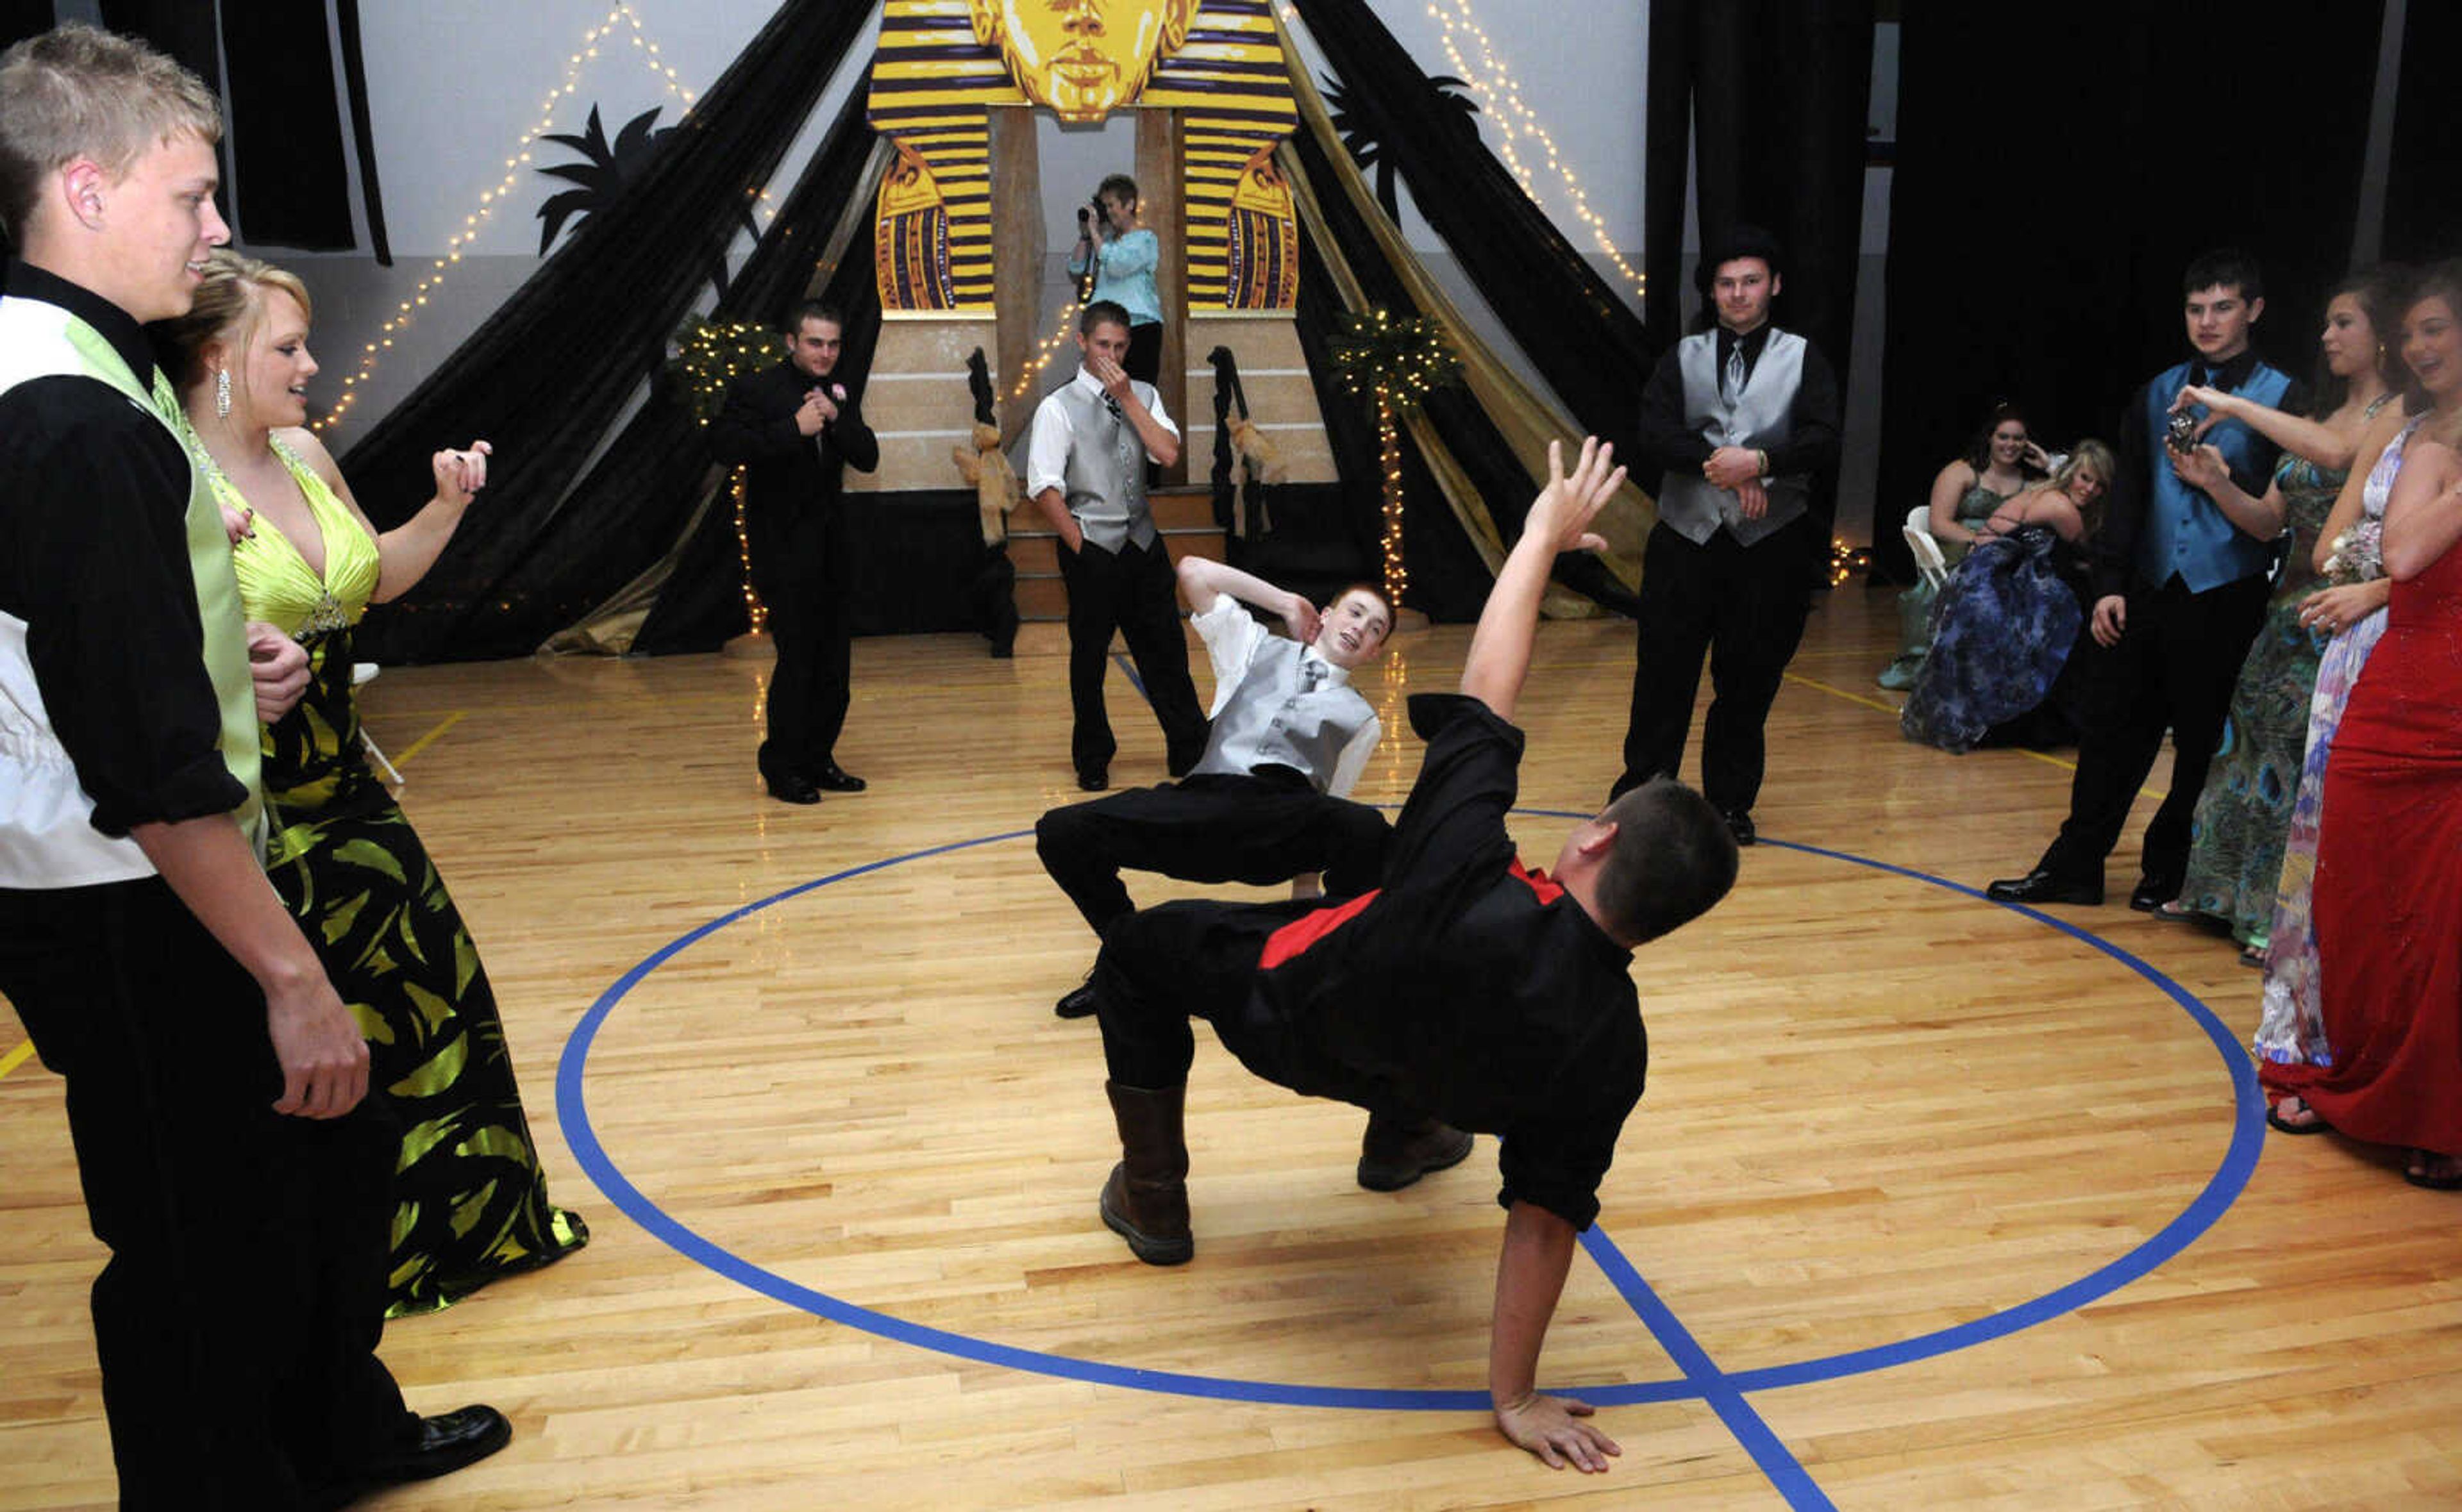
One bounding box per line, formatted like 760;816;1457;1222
214;367;231;418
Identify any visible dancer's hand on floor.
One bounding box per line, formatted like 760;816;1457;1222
1494;1391;1621;1472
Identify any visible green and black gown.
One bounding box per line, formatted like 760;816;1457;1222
214;433;586;1316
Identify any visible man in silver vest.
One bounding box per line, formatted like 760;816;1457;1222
0;25;508;1505
1028;299;1210;791
1037;555;1396;1021
1609;227;1841;845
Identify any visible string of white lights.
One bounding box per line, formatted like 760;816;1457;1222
316;3;777;433
1424;0;1645;298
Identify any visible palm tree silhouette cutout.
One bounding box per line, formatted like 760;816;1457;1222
1321;72;1480;223
535;104;748;303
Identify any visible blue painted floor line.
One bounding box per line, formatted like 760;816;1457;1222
1111;649;1148;701
560;818;2260;1508
1583;1228;1838;1511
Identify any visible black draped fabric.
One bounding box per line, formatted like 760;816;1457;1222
217;0;353;249
1645;0;1872;545
1289;0;1649;454
1872;0;2386;583
1;3;56;56
1287;124;1636;624
2384;1;2462;262
333;1;390;265
1643;0;1872;362
97;0;374;254
343;0;869;663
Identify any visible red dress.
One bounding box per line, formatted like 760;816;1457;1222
2264;533;2462;1152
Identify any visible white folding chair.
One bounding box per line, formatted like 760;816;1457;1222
352;662;405;788
1902;504;1949;590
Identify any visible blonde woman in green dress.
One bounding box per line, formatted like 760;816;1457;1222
159;249;585;1316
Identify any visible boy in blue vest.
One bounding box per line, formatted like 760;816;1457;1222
1085;438;1739;1472
1991;249;2307;909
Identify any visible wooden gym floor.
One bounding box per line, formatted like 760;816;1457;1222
4;586;2459;1510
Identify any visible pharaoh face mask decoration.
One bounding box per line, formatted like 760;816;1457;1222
967;0;1196;122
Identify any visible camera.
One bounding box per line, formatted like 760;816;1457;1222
2164;409;2199;453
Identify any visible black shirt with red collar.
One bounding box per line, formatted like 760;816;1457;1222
1228;693;1645;1231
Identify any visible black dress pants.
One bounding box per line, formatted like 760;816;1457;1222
1092;896;1412;1129
1036;769;1392;938
755;519;852;778
1057;536;1209;778
1612;517;1815;811
0;877;417;1509
2037;571;2270;886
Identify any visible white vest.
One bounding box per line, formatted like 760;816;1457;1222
0;295;264;887
1654;328;1813;547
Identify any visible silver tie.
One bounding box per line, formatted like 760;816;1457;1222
1724;343;1747;402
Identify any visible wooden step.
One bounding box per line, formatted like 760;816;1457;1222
1008;487;1226;622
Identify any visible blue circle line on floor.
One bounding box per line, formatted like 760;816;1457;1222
557;820;2260;1512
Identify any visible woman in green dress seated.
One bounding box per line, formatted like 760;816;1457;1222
160;249;586;1317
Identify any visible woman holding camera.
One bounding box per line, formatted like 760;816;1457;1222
1069;172;1164;384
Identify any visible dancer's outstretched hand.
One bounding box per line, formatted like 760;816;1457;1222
1527;436;1625;556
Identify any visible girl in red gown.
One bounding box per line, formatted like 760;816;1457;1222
2265;263;2462;1188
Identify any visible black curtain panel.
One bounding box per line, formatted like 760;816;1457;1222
1643;0;1873;365
1291;0;1651;454
1645;0;1872;545
2384;0;2461;263
1;2;56;55
96;0;365;253
332;0;390;265
344;0;868;663
217;0;353;249
1872;0;2387;583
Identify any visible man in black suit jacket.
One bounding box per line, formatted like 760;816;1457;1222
711;301;881;803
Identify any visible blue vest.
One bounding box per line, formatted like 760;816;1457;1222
2137;357;2294;592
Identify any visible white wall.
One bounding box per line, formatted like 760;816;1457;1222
257;1;1650;435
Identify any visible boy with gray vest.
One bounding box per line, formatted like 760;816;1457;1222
1609;227;1840;845
0;24;507;1504
1027;299;1209;790
1035;555;1395;1022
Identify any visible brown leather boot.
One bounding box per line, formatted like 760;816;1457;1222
1100;1081;1193;1265
1357;1112;1474;1192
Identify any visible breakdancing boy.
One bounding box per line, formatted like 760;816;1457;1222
1082;437;1740;1472
1034;554;1393;1020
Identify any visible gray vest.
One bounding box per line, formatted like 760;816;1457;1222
1654;328;1812;547
1191;638;1369;785
1054;379;1158;552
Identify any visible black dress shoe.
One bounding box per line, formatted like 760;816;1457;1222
812;762;866;793
1076;766;1109;792
1718;808;1757;847
360;1404;512;1487
762;772;822;805
1055;980;1101;1018
2129;875;2181;913
1985;868;2103;906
